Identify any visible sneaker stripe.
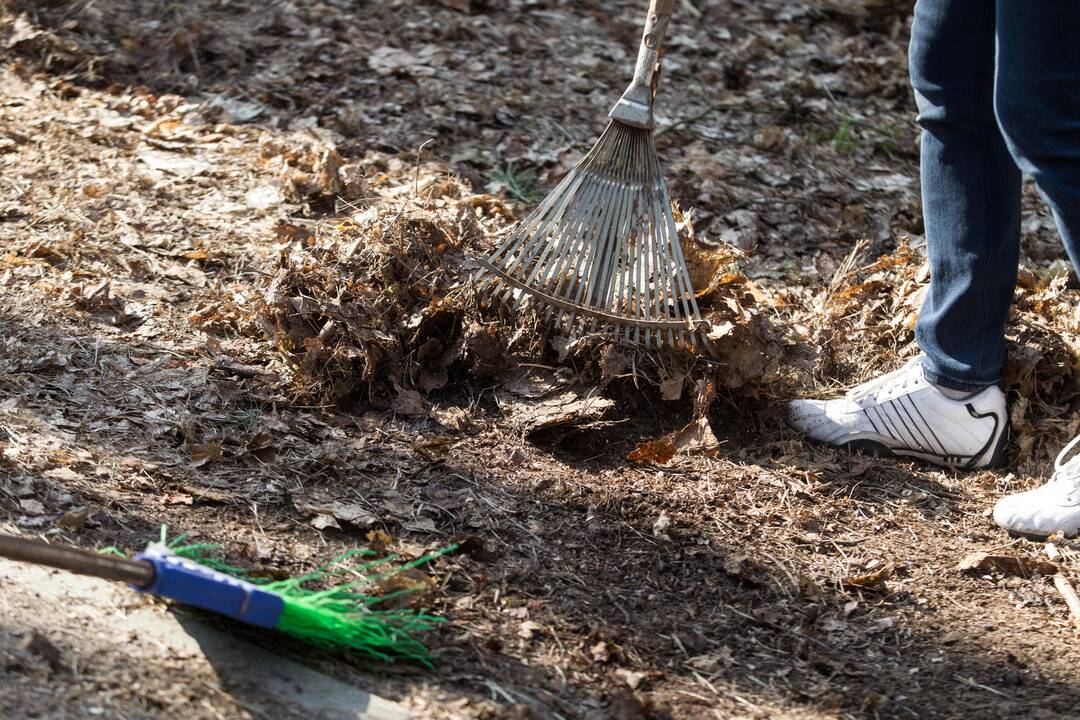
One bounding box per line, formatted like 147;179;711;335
863;407;884;435
865;405;887;438
891;399;928;453
895;396;936;455
883;400;924;452
872;405;898;444
872;404;903;443
902;395;947;456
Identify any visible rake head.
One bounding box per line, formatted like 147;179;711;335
476;119;712;354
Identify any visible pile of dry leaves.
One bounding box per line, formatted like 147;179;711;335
206;146;784;423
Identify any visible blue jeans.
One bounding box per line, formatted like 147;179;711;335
910;0;1080;392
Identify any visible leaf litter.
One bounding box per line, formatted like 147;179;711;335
5;0;1080;718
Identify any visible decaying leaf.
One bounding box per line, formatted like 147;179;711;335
628;416;721;465
958;551;1058;578
844;562;895;592
660;372;686;401
187;442;223;468
392;385;425;417
499;389;615;438
294;492;378;529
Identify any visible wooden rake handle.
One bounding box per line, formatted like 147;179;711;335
0;533;155;586
610;0;678;129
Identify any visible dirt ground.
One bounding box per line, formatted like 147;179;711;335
4;1;1080;718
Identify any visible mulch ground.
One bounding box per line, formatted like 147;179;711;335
4;1;1080;718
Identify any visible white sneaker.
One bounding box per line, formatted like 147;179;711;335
994;436;1080;538
788;357;1008;469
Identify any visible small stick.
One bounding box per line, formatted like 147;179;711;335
414;138;434;198
679;0;702;19
1046;543;1080;626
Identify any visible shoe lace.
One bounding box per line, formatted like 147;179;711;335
847;357;923;402
1053;434;1080;495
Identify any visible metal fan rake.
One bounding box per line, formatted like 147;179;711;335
476;0;711;353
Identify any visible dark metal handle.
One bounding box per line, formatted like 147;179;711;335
0;533;154;587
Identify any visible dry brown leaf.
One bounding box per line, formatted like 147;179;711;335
629;416;721;465
844;562;895;592
628;436;677;465
660;373;685;401
187;442;223;468
294;492;378;528
392;385;425;416
958;552;1058;578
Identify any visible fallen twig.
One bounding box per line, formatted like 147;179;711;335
1046;543;1080;627
679;0;702;18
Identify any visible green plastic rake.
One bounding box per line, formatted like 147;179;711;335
0;527;454;666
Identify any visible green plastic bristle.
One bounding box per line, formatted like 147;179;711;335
253;547;455;665
114;527;455;666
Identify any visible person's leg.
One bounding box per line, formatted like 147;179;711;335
785;0;1014;470
992;4;1080;539
994;2;1080;271
910;0;1023;392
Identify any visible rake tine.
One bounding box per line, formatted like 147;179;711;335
517;174;589;286
595;172;635;313
485;168;580;271
568;177;621;307
527;162;608;287
546;173;611;298
587;130;639;310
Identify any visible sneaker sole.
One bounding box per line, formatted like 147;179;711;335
998;523;1080;542
798;404;1009;471
838;439;1001;470
1001;528;1064;541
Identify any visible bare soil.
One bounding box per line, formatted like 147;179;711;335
4;1;1080;719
